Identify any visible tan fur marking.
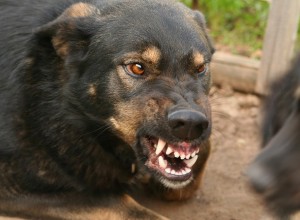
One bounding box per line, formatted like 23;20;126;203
109;117;121;130
131;163;136;174
295;86;300;99
193;52;205;66
110;102;143;144
24;57;34;66
66;2;97;18
142;46;161;64
37;170;47;177
52;37;69;58
88;84;97;97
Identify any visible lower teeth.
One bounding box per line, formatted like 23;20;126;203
165;167;191;176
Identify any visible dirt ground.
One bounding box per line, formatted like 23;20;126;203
137;86;298;220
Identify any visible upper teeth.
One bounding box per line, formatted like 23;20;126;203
155;139;167;155
166;147;173;155
155;138;199;161
152;137;201;176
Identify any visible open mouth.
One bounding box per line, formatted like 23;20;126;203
141;136;200;184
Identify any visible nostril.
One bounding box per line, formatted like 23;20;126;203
198;120;208;130
168;110;209;140
169;119;185;130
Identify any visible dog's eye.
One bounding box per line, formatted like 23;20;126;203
197;64;207;76
125;63;145;77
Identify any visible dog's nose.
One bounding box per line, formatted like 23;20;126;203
168;110;209;140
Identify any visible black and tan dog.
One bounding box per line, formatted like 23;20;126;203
0;0;214;219
247;54;300;218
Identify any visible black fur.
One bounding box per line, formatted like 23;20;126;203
0;0;214;219
247;54;300;218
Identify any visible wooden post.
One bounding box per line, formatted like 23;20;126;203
255;0;300;95
192;0;199;10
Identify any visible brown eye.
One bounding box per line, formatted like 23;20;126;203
197;64;207;76
125;63;145;76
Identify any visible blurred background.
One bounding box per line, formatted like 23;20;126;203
180;0;300;59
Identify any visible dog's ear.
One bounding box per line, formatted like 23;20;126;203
34;2;100;60
192;11;215;55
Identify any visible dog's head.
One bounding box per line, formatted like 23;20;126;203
35;0;214;189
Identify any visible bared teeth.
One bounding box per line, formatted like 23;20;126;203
155;139;166;155
164;167;191;176
167;148;199;160
184;155;198;168
180;153;186;160
191;151;196;158
153;139;200;174
166;147;173;155
158;156;167;169
185;167;191;173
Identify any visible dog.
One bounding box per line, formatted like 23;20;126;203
247;54;300;218
0;0;214;219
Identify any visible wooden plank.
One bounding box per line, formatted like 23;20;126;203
192;0;199;10
211;52;260;93
256;0;300;95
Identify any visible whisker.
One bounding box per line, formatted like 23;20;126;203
211;126;225;137
93;125;113;139
212;111;232;121
73;123;112;143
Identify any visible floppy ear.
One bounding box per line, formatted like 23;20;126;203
34;2;100;60
192;11;215;55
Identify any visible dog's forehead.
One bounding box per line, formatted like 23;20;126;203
97;1;211;62
127;8;207;52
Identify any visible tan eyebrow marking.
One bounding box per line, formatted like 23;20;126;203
193;51;205;66
295;86;300;99
66;2;98;18
88;84;97;97
141;46;161;65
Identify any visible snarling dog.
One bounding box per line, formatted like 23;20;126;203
0;0;214;219
247;54;300;218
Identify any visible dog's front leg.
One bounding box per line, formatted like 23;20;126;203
0;194;168;220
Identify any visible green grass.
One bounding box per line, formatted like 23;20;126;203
181;0;300;58
181;0;269;57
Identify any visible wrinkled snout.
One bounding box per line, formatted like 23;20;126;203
168;109;209;141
